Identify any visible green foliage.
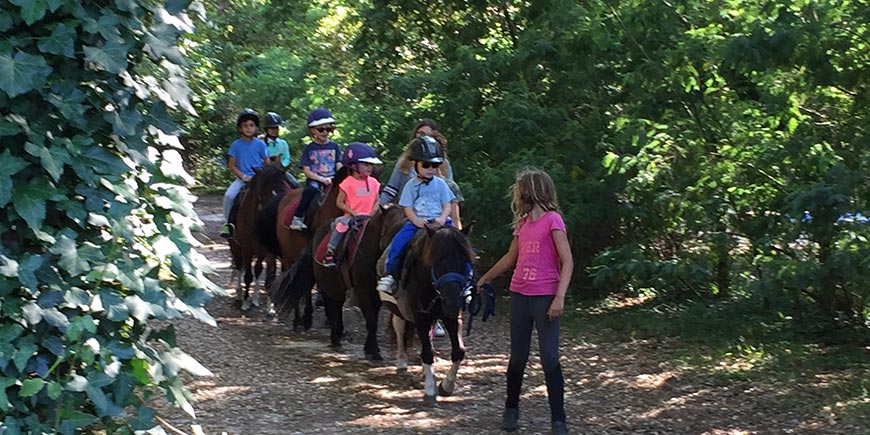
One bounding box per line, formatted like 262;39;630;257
0;0;218;432
182;0;869;325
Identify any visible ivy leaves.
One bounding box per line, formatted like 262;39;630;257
1;0;217;433
0;52;50;98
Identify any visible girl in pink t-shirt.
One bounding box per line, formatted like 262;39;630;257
476;169;574;435
322;143;382;267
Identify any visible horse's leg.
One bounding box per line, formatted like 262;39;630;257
324;295;343;349
241;255;254;311
251;256;264;308
416;319;438;405
438;316;466;397
392;314;408;374
302;286;314;331
265;256;277;316
360;290;383;362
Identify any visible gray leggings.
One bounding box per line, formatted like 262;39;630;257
506;292;565;423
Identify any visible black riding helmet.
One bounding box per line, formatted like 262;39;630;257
236;108;260;127
264;112;282;128
408;135;444;163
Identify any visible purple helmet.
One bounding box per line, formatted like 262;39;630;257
342;142;382;165
307;108;336;127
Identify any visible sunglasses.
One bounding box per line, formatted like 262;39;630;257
314;126;334;133
420;162;442;169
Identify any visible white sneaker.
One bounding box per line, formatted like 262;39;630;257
377;275;397;294
289;216;308;230
433;320;446;337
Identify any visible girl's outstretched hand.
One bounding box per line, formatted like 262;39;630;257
547;296;565;320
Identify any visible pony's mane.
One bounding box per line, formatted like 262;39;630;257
423;226;472;266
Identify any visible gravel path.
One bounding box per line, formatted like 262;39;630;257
150;194;863;435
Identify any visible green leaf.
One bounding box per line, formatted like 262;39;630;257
45;0;65;12
18;254;43;291
56;410;97;435
46;381;62;399
50;235;91;276
0;51;50;98
0;118;20;136
25;142;71;182
13;342;37;372
0;149;29;177
19;378;45;397
83;41;130;75
13;178;54;231
0;377;17;411
104;109;143;137
38;23;76;58
10;0;47;25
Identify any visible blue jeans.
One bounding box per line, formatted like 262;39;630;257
506;292;565;423
385;218;452;275
223;178;245;223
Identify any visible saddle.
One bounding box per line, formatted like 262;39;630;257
314;215;370;268
377;231;425;322
280;186;325;229
228;184;251;227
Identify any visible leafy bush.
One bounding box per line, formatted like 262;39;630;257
0;0;218;432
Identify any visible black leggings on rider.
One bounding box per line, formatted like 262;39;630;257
505;292;566;424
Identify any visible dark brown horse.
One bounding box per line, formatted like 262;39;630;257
231;165;290;310
385;224;475;405
260;167;349;330
315;204;406;358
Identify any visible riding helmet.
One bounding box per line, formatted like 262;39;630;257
408;135;444;163
307;108;336;127
342;142;383;166
263;112;283;128
236;108;260;127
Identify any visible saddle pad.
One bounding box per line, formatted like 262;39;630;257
314;216;371;266
281;197;302;228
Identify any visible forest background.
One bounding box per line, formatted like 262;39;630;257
0;0;867;432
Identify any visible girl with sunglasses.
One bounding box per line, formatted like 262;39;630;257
289;108;343;230
376;135;455;295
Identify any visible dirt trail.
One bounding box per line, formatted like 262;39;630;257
151;194;860;435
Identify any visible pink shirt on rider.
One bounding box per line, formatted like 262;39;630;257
509;211;567;297
338;175;381;217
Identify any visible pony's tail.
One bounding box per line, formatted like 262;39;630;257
255;195;283;257
268;247;316;319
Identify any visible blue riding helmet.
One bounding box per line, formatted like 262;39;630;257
342;142;383;165
307;108;336;127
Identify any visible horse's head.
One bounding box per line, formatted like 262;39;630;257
250;165;289;203
423;225;474;318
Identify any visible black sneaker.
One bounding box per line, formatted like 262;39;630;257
551;420;568;435
219;223;234;238
322;250;336;267
502;408;519;432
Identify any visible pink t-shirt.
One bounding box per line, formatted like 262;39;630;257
339;175;381;216
509;211;567;296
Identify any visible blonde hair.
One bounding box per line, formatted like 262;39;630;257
398;131;449;178
510;169;560;227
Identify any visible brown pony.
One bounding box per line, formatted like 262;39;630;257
260;166;349;330
231;165;290;311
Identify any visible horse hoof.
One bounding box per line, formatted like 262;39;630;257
251;298;261;307
293;324;304;333
423;394;437;406
329;343;343;351
365;353;383;362
438;383;454;397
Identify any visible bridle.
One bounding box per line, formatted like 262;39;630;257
420;261;474;316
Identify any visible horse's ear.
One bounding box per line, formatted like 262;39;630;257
425;224;437;238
